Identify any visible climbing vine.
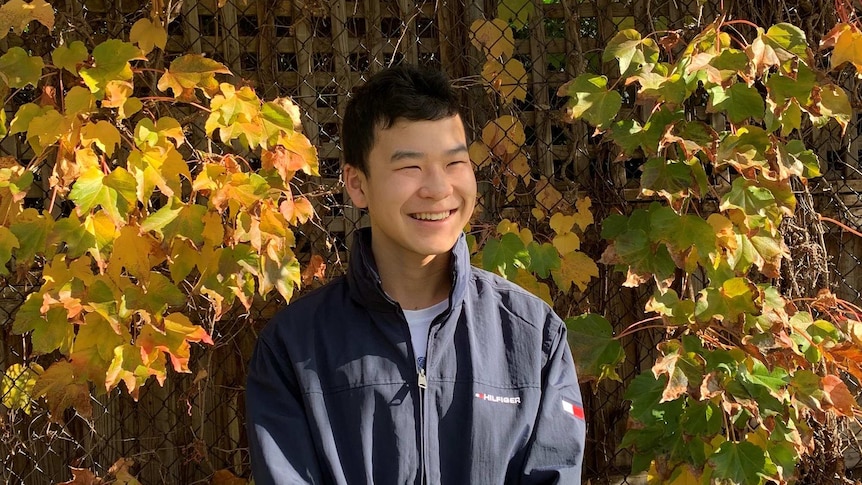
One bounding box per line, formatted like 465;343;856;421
0;2;317;428
564;15;861;484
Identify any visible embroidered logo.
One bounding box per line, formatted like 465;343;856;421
562;399;585;420
475;392;521;404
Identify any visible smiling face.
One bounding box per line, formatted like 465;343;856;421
343;115;476;266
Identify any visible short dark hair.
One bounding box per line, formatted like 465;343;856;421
342;65;461;174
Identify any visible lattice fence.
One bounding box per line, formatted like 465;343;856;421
1;0;861;483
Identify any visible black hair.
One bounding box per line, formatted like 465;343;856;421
342;64;460;174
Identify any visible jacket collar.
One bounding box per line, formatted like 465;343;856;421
347;227;469;314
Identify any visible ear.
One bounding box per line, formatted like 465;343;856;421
342;164;369;209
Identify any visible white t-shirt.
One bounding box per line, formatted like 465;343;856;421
403;299;449;371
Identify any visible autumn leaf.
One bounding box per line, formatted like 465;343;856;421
821;374;855;416
0;0;54;39
603;29;659;78
301;254;326;285
137;313;213;374
129;17;167;55
70;313;125;384
212;469;247;485
826;23;862;74
552;250;598;292
32;361;93;422
81;120;121;156
497;0;534;30
469;18;514;59
69;166;137;224
572;197;593;231
107;225;163;282
482;58;527;104
1;362;43;415
512;268;552;305
58;467;102;485
105;343;166;399
158;54;231;100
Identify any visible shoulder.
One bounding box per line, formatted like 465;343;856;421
464;265;563;333
260;275;351;341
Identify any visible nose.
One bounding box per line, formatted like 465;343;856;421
418;165;453;200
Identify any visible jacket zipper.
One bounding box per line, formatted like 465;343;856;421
417;366;427;485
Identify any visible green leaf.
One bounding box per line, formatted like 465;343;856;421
608;119;644;157
649;206;717;261
141;199;183;237
497;0;534;30
557;74;622;129
0;47;44;89
52;41;88;75
32;307;75;355
482;233;530;280
653;340;705;402
624;372;668;423
781;139;820;178
640;158;693;200
603;29;659;78
162;203;207;245
708;83;764;123
9;208;52;266
645;289;694;325
681;400;723;437
0;226;20;274
69;167;137;224
526;241;560;278
719;177;778;226
710;441;767;485
765;63;815;105
79;39;142;95
789;369;824;410
64;86;97;117
565;314;624;381
640;106;685;155
763;23;808;57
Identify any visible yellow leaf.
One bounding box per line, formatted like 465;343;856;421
0;0;54;39
108;225;161;282
552;250;598;292
549;212;576;235
535;177;564;211
469;140;492;168
830;23;862;74
482;58;527;104
508;153;530;178
74;147;100;171
64;86;96;117
482;115;525;159
1;362;43;415
513;269;552;305
667;464;707;485
518;228;533;245
496;218;519;235
81;120;121;157
469;18;514;59
202;210;225;246
32;361;92;422
573;197;594;231
531;207;545;221
129;17;167;55
553;232;580;254
102;80;133;109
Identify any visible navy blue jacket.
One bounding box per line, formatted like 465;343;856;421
246;228;586;484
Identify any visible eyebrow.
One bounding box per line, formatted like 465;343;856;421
390;144;469;162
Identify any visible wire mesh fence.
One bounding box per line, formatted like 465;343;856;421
1;0;861;483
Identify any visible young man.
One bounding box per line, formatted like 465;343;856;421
245;65;586;484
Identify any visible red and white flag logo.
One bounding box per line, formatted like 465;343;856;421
562;399;584;420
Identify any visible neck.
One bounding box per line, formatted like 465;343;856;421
372;246;452;311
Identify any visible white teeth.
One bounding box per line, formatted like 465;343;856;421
412;211;451;221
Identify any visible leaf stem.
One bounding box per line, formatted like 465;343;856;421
819;215;862;239
615;316;667;340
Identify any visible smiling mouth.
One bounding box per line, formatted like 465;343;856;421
411;210;454;221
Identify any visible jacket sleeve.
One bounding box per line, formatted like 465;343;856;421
520;317;586;484
245;336;325;485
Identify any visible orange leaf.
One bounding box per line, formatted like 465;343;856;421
822;374;856;416
58;467;102;485
301;254;326;286
212;469;247;485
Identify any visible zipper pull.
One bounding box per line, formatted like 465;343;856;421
418;367;427;389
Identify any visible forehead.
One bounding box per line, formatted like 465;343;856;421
369;115;467;156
